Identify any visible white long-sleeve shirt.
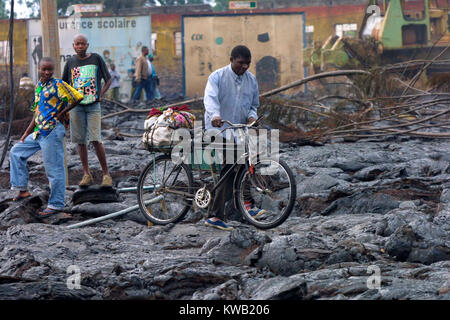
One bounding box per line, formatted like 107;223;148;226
109;70;121;89
203;64;259;133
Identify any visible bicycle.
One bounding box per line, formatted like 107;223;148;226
136;118;296;229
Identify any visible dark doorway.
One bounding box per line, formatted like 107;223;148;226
256;56;279;92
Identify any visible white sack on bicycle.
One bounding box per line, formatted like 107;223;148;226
143;107;195;147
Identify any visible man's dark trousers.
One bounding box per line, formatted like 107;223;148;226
133;78;153;102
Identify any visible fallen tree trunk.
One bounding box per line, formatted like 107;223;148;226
259;70;371;98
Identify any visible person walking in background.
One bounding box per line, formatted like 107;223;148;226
128;68;137;103
132;46;153;103
62;33;113;188
147;53;161;100
102;49;113;67
109;63;121;101
10;57;83;217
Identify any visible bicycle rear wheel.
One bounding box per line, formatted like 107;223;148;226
235;158;296;229
137;154;194;225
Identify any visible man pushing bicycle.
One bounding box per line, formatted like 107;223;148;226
203;45;266;231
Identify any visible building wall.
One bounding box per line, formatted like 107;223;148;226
259;0;368;8
299;5;367;44
0;19;28;95
151;14;183;98
118;4;213;15
183;13;305;97
222;5;367;45
180;5;365;97
0;19;28;66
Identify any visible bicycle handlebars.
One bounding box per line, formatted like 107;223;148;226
219;115;263;132
220;119;255;128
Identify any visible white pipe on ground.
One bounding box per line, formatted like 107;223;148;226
66;195;164;229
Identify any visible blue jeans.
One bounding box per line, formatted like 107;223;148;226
10;122;66;210
133;78;153;102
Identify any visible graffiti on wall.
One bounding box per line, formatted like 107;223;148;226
27;15;151;102
29;36;42;81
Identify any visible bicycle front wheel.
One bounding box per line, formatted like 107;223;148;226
137;154;194;225
235;158;296;229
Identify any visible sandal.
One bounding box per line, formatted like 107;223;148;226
37;208;60;218
12;191;31;202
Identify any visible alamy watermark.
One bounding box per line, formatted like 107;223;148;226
169;120;280;172
67;265;81;290
367;265;381;290
366;4;381;17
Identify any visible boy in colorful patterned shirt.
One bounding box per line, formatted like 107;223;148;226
10;57;83;217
